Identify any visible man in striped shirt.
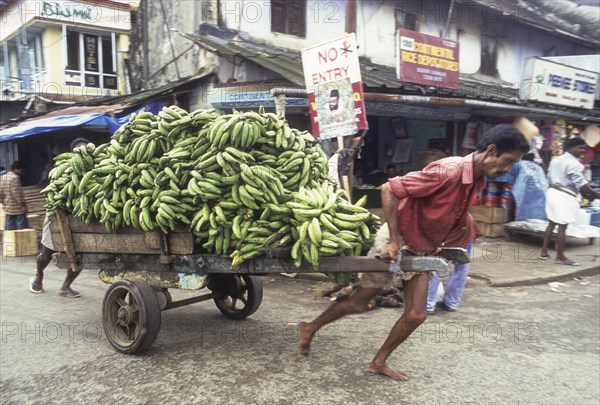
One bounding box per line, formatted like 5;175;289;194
0;161;28;230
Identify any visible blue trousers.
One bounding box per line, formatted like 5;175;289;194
4;214;28;230
427;241;474;311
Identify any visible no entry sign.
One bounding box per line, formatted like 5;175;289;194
301;33;368;139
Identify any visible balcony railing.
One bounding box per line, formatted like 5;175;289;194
0;68;49;100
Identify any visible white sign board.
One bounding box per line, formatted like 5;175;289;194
520;57;598;110
301;33;368;139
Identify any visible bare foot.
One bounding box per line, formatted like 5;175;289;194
297;322;314;356
368;362;409;381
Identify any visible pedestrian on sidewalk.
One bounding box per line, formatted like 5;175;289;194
31;138;91;298
0;161;28;230
427;240;475;314
540;137;600;266
297;124;530;381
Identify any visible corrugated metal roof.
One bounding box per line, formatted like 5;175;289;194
1;70;215;129
185;33;519;102
80;69;215;107
462;0;600;47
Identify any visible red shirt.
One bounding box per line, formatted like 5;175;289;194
388;153;484;253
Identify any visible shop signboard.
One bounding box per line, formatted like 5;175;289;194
301;33;368;139
396;29;459;89
1;0;131;41
84;34;98;72
520;57;598;109
208;86;307;109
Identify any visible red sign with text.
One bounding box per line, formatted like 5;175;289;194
397;29;459;89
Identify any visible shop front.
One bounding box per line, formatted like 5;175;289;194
186;31;600;221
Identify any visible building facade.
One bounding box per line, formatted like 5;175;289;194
0;0;134;106
122;1;600;189
0;0;136;185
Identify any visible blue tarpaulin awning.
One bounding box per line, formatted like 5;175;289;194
0;113;105;141
0;101;163;143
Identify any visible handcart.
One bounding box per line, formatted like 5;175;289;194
50;211;463;354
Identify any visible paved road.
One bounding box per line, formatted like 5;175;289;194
1;257;599;404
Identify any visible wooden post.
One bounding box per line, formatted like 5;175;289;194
55;211;79;273
345;0;357;34
337;136;352;199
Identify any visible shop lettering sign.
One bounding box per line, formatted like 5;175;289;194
301;33;368;139
520;57;598;109
84;34;98;72
208;88;307;109
41;1;93;22
1;0;129;42
397;29;459;89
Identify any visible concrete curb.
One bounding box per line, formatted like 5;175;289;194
471;265;600;287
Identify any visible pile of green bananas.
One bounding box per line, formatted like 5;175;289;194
43;106;379;280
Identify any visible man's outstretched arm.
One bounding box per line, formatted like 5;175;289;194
381;182;402;262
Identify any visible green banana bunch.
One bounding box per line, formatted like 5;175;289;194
42;106;380;271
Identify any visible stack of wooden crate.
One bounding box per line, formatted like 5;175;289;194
470;206;508;238
2;229;38;256
0;185;45;230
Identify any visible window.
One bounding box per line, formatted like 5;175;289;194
395;9;419;31
27;33;44;73
102;37;114;74
65;31;117;89
271;0;306;37
480;35;497;76
0;53;7;82
66;31;80;70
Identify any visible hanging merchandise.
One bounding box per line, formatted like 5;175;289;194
581;124;600;148
568;126;581;142
484;182;501;207
540;121;555;151
513;117;539;142
462;121;479;150
499;183;515;222
552;120;567;158
581;124;600;166
477;122;493;144
392;138;414;163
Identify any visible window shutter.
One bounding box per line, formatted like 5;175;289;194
271;0;286;34
287;0;306;37
271;0;305;37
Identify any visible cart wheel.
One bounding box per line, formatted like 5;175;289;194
210;274;263;320
155;288;172;311
102;279;161;354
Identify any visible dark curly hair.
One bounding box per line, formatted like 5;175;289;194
476;124;530;156
70;137;90;150
564;137;586;150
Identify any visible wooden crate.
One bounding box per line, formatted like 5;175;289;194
477;221;506;238
26;214;44;230
49;214;194;255
22;185;46;216
471;206;508;224
0;185;46;231
2;229;38;256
